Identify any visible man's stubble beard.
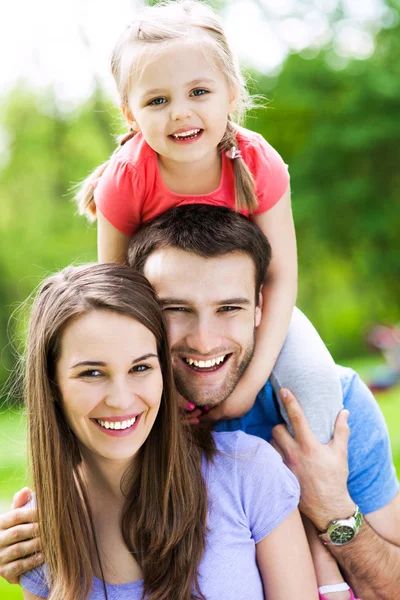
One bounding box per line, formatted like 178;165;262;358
173;330;256;407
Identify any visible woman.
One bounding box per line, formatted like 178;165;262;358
19;263;318;600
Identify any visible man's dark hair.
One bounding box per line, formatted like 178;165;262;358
128;205;272;292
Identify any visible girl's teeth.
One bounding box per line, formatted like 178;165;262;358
96;417;137;430
172;129;200;139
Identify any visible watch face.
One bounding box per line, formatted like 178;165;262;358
329;525;355;545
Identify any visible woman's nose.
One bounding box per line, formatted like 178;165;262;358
104;377;134;410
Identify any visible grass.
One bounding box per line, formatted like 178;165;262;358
0;356;399;599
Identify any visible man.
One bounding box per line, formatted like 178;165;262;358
1;205;399;599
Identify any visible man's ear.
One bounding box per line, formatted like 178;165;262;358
255;286;263;327
121;104;140;132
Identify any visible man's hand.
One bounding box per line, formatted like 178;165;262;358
271;389;355;531
0;488;42;584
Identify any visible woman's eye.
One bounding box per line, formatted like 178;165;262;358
131;364;152;373
78;369;103;378
190;88;208;97
164;307;188;312
149;97;167;106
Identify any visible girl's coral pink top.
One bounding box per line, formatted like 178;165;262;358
95;125;290;236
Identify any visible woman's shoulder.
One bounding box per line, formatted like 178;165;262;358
210;430;291;477
212;429;271;454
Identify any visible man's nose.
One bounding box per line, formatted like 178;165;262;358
104;377;135;410
185;316;223;356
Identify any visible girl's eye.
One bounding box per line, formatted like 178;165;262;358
78;369;103;378
131;364;152;373
190;88;208;97
148;97;167;106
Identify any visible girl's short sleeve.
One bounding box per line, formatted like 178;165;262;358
94;157;144;237
245;134;290;215
235;433;300;543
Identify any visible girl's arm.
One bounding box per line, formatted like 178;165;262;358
97;211;131;264
256;507;319;599
201;184;296;420
302;516;352;600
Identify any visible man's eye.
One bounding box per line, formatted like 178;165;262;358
164;307;188;312
148;97;167;106
219;306;240;312
78;369;103;378
190;88;208;97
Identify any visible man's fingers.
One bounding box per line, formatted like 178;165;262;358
331;409;350;449
0;535;41;564
0;522;39;547
279;388;316;443
11;488;32;511
0;552;43;585
0;507;37;530
271;423;296;451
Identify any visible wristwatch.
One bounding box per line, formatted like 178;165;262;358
319;505;363;546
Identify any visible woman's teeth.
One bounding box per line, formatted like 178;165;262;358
184;355;226;369
171;129;201;139
96;417;136;430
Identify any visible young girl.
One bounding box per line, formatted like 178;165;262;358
77;0;342;445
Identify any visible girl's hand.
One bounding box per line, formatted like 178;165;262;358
178;395;203;425
197;384;257;423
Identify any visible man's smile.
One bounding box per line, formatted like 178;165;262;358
180;354;232;372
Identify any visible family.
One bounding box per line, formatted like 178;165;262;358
0;1;399;599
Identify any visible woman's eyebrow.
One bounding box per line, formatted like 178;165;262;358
71;353;158;369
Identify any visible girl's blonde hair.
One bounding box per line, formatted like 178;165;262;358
76;0;258;220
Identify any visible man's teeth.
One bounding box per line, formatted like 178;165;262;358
171;129;201;139
185;355;226;368
96;417;136;430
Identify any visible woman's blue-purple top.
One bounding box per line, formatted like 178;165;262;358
21;431;299;599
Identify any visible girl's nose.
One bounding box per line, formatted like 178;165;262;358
171;102;192;121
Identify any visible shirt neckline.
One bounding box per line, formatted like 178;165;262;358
154;149;227;199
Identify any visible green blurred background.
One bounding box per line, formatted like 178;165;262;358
1;0;399;597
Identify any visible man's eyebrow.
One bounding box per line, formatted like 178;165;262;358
158;297;251;307
70;353;158;369
158;298;191;306
217;297;251;306
142;78;216;98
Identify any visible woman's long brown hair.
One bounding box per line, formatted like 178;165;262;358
24;263;215;600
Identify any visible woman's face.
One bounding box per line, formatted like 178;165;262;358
56;310;163;465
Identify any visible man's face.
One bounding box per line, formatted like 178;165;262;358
143;249;262;407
